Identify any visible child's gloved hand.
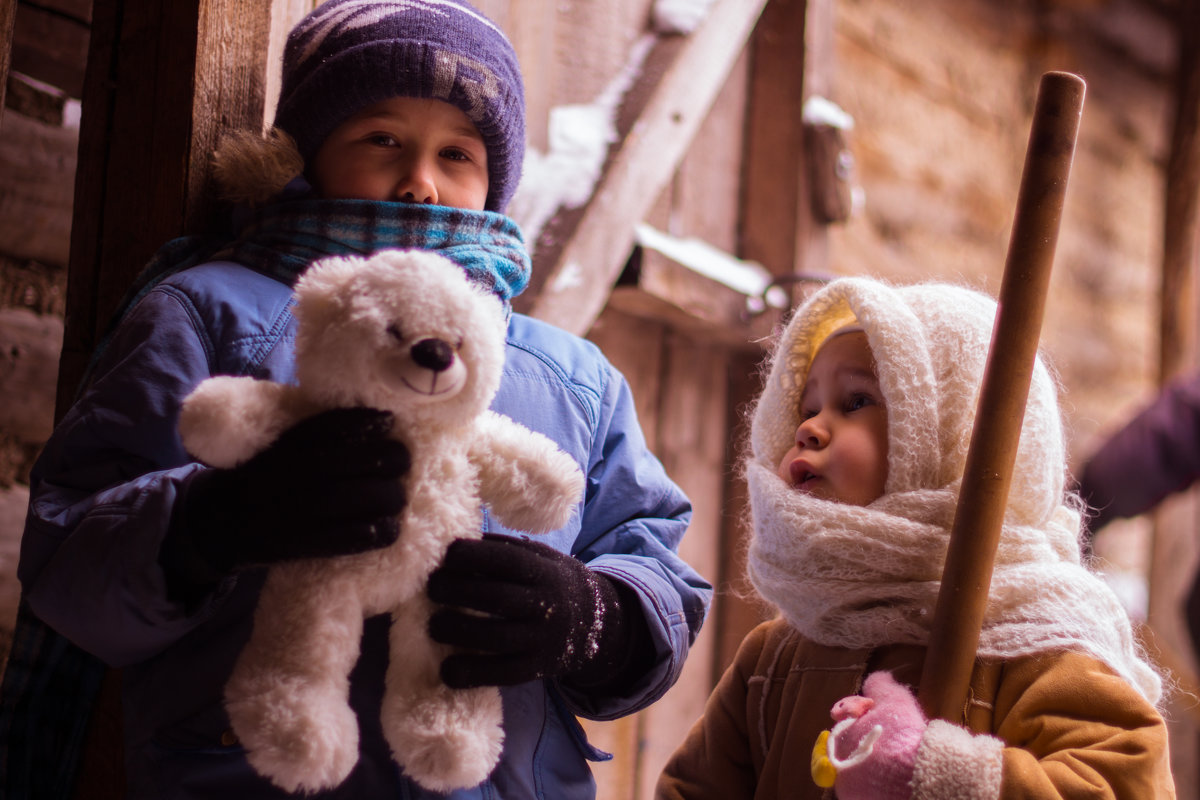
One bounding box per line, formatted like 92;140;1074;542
823;671;927;800
162;407;410;597
427;534;651;689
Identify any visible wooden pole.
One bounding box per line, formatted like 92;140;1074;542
917;71;1086;722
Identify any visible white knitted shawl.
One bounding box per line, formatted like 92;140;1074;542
746;278;1161;705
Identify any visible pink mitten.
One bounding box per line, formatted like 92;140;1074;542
828;671;926;800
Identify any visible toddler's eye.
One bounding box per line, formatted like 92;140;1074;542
368;134;398;147
441;147;471;162
845;393;875;412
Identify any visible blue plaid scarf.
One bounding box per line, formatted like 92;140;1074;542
79;197;530;399
201;197;529;303
0;197;531;799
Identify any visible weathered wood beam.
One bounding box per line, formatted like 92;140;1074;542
59;5;277;794
0;107;76;265
608;230;782;346
1145;0;1200;728
58;0;272;419
10;1;90;98
1159;0;1200;383
740;0;831;281
515;0;769;335
0;0;15;116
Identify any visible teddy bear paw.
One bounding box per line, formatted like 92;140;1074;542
229;684;360;793
384;689;505;791
391;723;505;792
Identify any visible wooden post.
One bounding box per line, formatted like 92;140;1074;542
740;0;814;279
57;2;274;796
1151;3;1200;786
1158;0;1200;385
60;0;273;419
0;0;15;121
718;0;834;673
917;72;1085;722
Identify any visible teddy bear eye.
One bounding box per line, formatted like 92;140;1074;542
386;324;405;343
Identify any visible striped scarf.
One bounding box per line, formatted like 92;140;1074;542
82;197;530;397
123;197;528;314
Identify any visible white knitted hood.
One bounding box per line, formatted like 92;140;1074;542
746;278;1162;705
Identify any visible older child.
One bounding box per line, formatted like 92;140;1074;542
656;277;1173;799
10;1;711;798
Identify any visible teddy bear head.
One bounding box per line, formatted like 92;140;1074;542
291;250;508;428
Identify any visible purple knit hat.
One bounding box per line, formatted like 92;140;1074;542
275;0;526;213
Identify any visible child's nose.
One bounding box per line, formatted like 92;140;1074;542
395;160;438;205
796;416;829;448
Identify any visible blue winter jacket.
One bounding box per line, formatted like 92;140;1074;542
18;259;711;799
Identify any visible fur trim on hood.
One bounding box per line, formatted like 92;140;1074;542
211;127;305;207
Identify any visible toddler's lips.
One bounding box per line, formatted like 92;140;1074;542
788;459;819;489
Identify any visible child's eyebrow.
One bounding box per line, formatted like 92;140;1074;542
355;111;483;139
835;365;879;382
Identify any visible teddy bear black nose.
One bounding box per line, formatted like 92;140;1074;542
411;338;455;372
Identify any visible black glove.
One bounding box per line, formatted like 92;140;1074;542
427;534;653;690
162;407;410;598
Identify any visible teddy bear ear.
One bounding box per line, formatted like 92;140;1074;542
293;256;363;330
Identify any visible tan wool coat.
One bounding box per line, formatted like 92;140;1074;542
656;618;1175;800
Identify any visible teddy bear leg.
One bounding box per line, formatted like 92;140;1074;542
225;566;364;793
381;596;505;792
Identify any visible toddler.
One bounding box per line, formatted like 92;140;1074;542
656;277;1173;799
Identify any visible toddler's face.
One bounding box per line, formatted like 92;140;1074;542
776;329;888;506
309;96;489;210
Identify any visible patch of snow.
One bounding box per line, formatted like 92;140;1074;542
634;224;788;310
801;96;855;131
651;0;717;35
509;36;656;253
550;261;586;292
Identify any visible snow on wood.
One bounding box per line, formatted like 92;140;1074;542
518;0;770;335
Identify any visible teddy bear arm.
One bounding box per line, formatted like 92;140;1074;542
469;411;585;533
179;377;309;468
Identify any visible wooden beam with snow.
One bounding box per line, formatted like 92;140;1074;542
606;225;786;346
515;0;769;336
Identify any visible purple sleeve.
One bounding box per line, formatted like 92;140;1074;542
1079;371;1200;531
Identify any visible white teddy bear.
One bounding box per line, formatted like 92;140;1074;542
178;249;585;794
